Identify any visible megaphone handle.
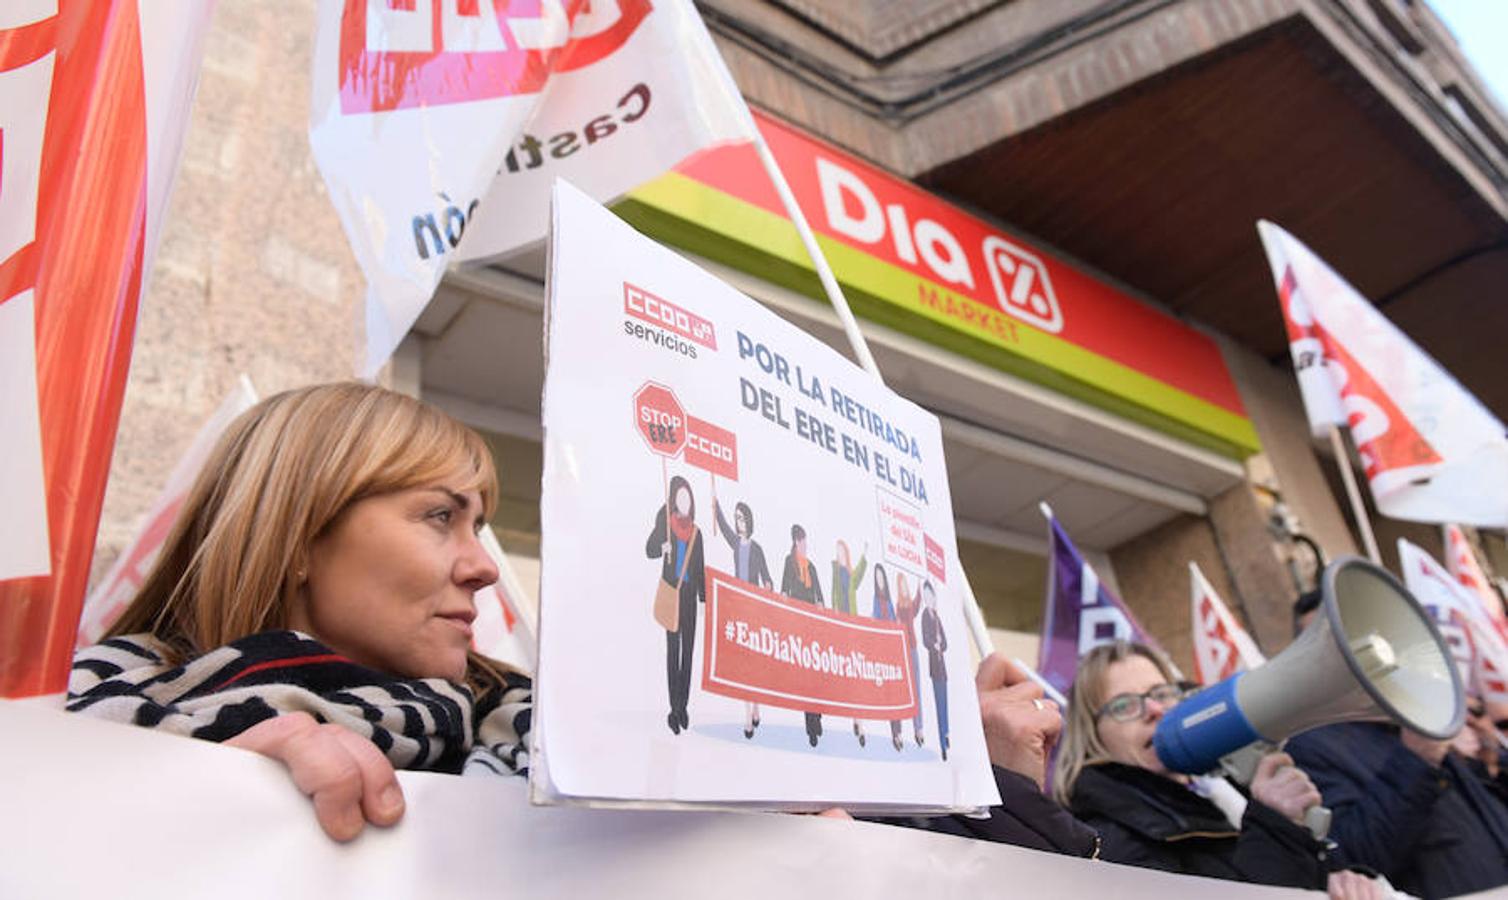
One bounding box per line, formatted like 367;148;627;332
1304;803;1332;841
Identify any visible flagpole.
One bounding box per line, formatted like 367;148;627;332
750;134;995;659
751;138;882;382
1328;425;1382;564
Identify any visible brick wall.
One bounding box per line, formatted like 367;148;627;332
91;1;363;585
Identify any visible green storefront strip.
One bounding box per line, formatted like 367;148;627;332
619;172;1261;461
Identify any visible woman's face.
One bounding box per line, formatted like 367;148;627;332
1095;654;1175;775
295;481;497;683
673;486;691;517
837;542;850;568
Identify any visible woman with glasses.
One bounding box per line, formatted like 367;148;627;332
1052;641;1337;892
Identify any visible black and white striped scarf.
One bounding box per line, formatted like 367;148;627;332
67;630;530;777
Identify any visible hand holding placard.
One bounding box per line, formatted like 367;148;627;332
975;655;1063;791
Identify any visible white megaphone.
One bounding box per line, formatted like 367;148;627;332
1155;556;1465;778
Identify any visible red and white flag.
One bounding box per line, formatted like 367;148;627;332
472;526;537;674
1398;538;1508;704
1466;615;1508;706
1444;523;1508;638
0;1;214;698
1256;221;1508;528
1189;562;1264;685
309;0;757;376
75;378;258;647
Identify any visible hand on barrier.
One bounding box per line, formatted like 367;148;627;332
1326;869;1386;900
1249;752;1322;827
226;711;406;842
975;654;1062;791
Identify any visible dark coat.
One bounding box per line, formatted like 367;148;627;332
1286;722;1508;899
645;506;705;611
920;606;947;681
780;552;824;606
1068;762;1329;891
871;767;1100;857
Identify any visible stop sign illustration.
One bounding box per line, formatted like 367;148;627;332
633;382;685;457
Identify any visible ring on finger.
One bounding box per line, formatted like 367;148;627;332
1032;698;1046;711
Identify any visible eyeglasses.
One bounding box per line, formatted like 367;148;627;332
1095;684;1185;723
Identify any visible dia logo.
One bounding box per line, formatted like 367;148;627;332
983;235;1064;334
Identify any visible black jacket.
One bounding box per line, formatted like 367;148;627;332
645;506;705;607
920;606;947;681
871;766;1100;857
1287;722;1508;899
1068;762;1329;890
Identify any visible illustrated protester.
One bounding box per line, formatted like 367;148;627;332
780;524;825;747
647;475;706;736
831;539;869;746
895;571;925;748
713;497;772;739
920;580;949;760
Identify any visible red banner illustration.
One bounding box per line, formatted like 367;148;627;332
701;568;917;718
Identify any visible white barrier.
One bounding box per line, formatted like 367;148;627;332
0;701;1317;899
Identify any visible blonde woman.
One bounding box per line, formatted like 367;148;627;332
67;383;530;842
1053;641;1352;893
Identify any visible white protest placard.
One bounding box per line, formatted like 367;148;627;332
533;180;996;812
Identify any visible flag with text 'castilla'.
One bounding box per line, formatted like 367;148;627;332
1037;508;1167;698
1189;562;1265;686
1398;538;1508;706
309;0;758;377
1256;221;1508;528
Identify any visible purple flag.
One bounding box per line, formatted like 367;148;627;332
1037;512;1163;698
